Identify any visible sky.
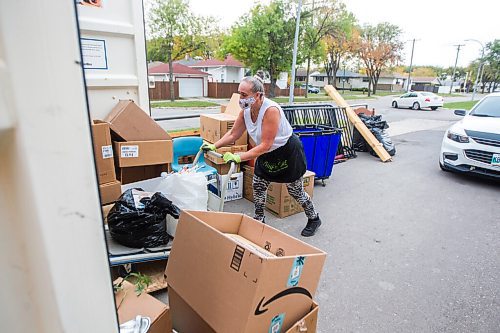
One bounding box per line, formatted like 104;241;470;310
148;0;499;68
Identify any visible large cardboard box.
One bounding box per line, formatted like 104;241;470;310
117;164;169;185
200;113;247;146
91;120;116;184
115;280;172;333
166;211;326;333
99;180;122;205
113;140;172;167
204;144;247;165
243;166;315;218
285;302;318;333
105;100;170;141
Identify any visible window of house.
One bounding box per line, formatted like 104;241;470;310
362;77;370;82
316;77;324;82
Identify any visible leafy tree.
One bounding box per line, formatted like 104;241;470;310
221;0;298;97
480;39;500;92
354;22;403;96
321;6;356;88
148;0;216;101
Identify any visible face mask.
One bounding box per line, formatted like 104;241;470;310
239;96;256;110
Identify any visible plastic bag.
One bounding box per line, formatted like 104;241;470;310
356;113;396;156
370;127;396;156
107;189;180;248
156;172;208;211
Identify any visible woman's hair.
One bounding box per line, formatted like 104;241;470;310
241;70;265;95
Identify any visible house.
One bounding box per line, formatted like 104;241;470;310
309;70;363;90
148;62;210;98
190;55;246;83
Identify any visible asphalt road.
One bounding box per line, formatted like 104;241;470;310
153;94;499;332
221;97;500;332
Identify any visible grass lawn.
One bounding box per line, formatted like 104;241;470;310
443;100;478;110
151;100;219;108
438;93;465;98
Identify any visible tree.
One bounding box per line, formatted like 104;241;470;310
354;23;403;96
148;0;216;101
300;0;348;97
221;0;298;97
322;6;356;88
480;39;500;93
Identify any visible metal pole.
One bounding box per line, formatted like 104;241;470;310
289;0;302;104
450;44;464;94
342;63;346;93
407;39;415;92
468;39;485;101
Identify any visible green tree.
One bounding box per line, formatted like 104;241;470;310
354;22;403;96
148;0;216;101
481;39;500;93
221;0;298;97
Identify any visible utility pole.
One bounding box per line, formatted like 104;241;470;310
466;39;485;101
288;0;302;104
449;44;464;94
406;39;416;92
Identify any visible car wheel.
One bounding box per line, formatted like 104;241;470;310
412;102;420;110
431;106;438;110
392;101;398;108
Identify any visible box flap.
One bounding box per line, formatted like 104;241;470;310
104;100;171;141
224;93;242;116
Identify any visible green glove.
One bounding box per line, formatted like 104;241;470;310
200;143;216;152
223;152;241;164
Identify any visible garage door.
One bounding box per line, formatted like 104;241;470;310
178;78;203;98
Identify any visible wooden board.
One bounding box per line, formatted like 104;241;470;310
223;93;241;116
324;85;392;162
167;129;200;138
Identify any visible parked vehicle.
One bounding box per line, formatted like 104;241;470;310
301;84;320;94
392;92;444;110
439;93;500;180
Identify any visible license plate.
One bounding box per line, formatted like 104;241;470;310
492;154;500;166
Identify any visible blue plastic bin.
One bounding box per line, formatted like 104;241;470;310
293;125;342;183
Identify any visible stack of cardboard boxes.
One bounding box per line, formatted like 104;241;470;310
166;210;325;333
200;94;247;202
91;100;173;208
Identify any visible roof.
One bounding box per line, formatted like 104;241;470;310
148;63;209;76
410;76;436;83
191;55;244;68
147;61;164;69
174;58;199;66
311;70;361;78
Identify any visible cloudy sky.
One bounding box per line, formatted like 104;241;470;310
148;0;499;68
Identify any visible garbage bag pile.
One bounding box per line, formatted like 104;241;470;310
353;113;396;156
107;189;180;248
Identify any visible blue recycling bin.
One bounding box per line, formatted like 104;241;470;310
293;125;342;185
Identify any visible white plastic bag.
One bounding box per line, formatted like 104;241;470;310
156;172;208;211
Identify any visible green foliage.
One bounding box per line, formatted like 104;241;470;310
444;101;478;111
221;0;298;95
113;272;152;296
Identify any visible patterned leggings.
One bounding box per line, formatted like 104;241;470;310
252;174;318;222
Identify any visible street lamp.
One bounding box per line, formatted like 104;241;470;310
465;39;485;101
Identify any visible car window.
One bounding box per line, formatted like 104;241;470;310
470;96;500;118
409;93;418;97
400;93;410;98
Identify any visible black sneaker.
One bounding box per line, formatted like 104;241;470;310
301;215;322;237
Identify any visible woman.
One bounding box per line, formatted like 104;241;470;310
202;74;321;237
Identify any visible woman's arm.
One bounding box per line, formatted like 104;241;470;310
238;107;280;161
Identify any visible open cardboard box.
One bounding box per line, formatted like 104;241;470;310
166;211;326;333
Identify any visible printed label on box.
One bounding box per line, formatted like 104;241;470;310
269;313;285;333
287;256;306;287
121;145;139;158
101;145;113;159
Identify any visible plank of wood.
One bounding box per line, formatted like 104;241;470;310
167;129;200;138
223;92;241;116
324;85;392;162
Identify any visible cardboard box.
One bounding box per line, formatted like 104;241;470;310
200;113;247;146
91;120;116;184
101;204;114;224
204;144;247;165
243;166;315;218
105;100;170;141
99;180;122;205
285;302;318;333
113;140;173;168
206;158;240;175
117;164;169;185
115;280;172;333
166;211;326;333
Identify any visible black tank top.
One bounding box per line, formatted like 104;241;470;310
254;134;307;183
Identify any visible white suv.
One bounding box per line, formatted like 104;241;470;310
439;93;500;180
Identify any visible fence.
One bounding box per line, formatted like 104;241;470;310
207;82;305;98
149;81;179;100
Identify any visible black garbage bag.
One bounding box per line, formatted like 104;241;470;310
107;188;180;248
356;113;396;157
